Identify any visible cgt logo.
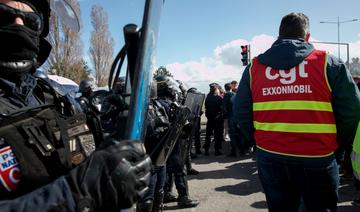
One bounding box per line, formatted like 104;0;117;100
265;61;308;85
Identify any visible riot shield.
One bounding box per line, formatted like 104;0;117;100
179;92;205;163
184;92;205;121
125;0;164;141
50;0;80;32
152;106;191;167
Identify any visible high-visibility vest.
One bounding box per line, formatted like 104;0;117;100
351;122;360;180
250;50;337;157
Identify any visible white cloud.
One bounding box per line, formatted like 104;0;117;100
166;34;360;93
310;36;360;62
168;59;243;93
167;35;276;93
350;42;360;59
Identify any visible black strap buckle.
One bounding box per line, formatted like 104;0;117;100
22;123;54;156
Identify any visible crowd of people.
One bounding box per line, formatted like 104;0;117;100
195;12;360;212
0;0;359;211
202;80;253;158
77;75;203;211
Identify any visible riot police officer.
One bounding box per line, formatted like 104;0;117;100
0;0;151;211
78;80;104;146
100;77;129;139
78;80;95;107
187;87;203;155
155;76;199;209
137;83;170;212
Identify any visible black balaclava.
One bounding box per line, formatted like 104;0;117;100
0;0;50;75
0;24;40;73
0;0;50;105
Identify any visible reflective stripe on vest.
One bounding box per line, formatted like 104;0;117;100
254;121;336;133
253;100;333;112
352;122;360;180
352;152;360;180
250;50;337;157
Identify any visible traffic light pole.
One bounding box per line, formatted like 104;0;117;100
310;41;350;67
248;44;251;64
320;17;359;60
240;44;251;66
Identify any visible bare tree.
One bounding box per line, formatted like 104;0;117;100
89;4;114;87
45;0;89;82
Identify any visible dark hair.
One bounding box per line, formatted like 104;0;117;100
224;83;231;91
231;80;238;85
279;13;309;39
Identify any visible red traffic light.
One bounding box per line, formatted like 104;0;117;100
240;45;249;66
241;45;248;52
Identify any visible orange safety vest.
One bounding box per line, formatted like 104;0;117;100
250;50;337;157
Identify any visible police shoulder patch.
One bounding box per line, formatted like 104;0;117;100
0;146;21;192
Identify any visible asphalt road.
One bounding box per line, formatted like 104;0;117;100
163;128;360;212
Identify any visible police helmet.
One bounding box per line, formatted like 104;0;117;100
79;80;94;93
155;75;182;101
114;77;126;94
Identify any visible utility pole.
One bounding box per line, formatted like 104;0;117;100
311;41;350;67
320;17;359;59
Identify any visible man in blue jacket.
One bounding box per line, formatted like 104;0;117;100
233;12;360;211
223;82;238;157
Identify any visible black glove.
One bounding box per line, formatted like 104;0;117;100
66;140;152;211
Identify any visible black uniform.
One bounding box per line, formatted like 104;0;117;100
204;92;223;155
0;0;152;211
154;76;199;208
100;90;129;140
0;72;151;211
137;98;170;212
0;73;94;202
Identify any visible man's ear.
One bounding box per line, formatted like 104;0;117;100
305;33;310;42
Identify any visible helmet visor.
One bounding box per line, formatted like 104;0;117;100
50;0;80;32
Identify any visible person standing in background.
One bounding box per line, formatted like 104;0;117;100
223;83;232;142
231;80;238;92
204;83;224;156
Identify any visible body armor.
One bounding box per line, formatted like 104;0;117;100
145;98;170;162
0;77;95;199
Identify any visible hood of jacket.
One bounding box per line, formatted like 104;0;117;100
257;38;315;70
0;73;38;107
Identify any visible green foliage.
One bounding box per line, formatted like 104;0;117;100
78;60;92;82
153;66;173;78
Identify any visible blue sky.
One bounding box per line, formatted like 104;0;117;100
77;0;360;92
